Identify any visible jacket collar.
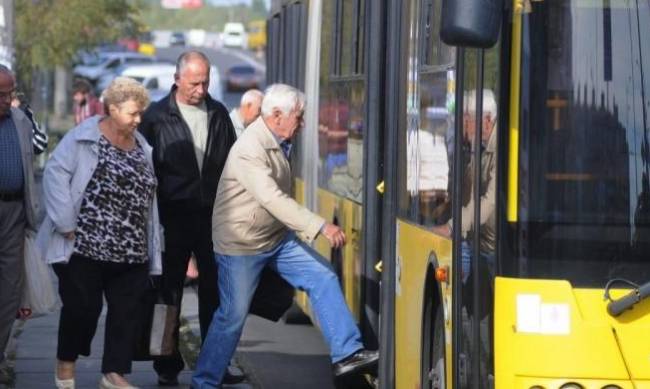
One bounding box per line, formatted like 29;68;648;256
250;116;281;150
74;116;102;142
73;115;150;151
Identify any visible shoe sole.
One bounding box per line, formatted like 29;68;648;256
334;357;379;378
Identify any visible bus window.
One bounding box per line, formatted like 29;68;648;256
318;0;366;203
504;0;650;288
401;0;455;226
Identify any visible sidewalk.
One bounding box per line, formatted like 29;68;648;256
1;287;254;389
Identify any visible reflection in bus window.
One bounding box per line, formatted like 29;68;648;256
506;0;650;287
318;0;366;203
404;70;455;225
459;89;498;274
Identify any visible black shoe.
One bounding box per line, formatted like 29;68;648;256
223;368;246;385
157;373;179;386
333;349;379;377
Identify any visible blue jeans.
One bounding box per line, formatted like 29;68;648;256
461;240;495;283
191;234;363;388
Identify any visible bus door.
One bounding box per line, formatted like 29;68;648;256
454;43;501;388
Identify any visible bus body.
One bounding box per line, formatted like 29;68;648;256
248;20;267;51
268;0;650;388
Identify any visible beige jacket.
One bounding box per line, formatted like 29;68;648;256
459;127;497;253
212;117;325;255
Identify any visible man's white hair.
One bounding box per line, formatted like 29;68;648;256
240;89;263;106
464;89;497;119
261;84;305;116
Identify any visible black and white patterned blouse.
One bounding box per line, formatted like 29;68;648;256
74;135;157;264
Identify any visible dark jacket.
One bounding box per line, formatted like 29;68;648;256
139;86;237;211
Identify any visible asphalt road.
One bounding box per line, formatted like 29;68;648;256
155;46;266;111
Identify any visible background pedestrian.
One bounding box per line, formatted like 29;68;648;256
229;88;263;137
72;79;104;125
138;50;239;386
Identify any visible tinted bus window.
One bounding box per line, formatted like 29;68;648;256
505;1;650;287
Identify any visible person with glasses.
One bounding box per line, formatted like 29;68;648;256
0;65;40;384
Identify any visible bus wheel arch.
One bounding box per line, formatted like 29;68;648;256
421;253;446;389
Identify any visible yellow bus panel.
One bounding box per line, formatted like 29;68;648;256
293;187;364;322
495;277;650;388
395;220;452;389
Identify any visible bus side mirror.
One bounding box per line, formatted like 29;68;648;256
440;0;503;48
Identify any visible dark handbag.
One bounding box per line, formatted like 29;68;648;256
133;278;179;360
249;267;295;322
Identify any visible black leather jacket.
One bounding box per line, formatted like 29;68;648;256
139;86;236;212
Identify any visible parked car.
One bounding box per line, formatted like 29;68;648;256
222;23;246;49
169;31;186;47
225;64;261;91
73;52;156;83
98;62;223;103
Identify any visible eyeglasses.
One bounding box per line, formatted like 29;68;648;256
0;89;16;101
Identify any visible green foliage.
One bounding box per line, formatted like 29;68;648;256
139;2;268;32
251;0;267;15
15;0;145;82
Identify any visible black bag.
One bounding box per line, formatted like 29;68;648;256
133;278;179;361
249;267;295;322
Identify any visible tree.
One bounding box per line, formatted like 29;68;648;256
251;0;267;16
15;0;145;86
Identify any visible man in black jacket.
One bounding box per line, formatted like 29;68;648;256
139;51;239;386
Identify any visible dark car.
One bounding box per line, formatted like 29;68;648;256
225;64;261;92
169;32;186;47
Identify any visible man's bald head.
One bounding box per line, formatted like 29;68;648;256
240;89;263;127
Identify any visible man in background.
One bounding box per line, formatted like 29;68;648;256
139;50;240;386
229;88;263;137
72;79;103;125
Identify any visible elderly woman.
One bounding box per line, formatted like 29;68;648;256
39;77;162;389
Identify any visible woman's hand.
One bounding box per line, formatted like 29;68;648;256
62;231;75;240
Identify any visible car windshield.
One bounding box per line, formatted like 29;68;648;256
503;1;650;288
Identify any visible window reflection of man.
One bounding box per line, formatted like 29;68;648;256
432;89;497;282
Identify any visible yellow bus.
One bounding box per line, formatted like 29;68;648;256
248;19;267;51
268;0;650;388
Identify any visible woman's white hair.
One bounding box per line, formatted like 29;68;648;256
261;84;305;116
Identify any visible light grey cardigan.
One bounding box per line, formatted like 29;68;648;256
36;116;163;275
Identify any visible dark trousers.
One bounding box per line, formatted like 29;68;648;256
154;206;218;376
0;200;24;364
53;254;149;374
